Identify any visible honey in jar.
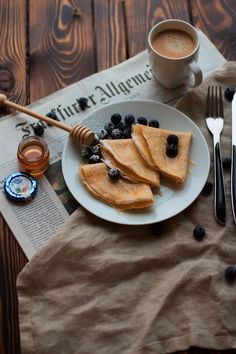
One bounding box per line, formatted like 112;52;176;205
17;136;50;177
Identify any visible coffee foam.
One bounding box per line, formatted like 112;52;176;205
152;29;196;58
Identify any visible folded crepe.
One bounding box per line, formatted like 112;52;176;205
99;139;160;188
132;124;192;184
79;163;154;211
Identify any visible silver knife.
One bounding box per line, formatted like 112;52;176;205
231;93;236;223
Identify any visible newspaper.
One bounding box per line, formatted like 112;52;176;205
0;31;226;259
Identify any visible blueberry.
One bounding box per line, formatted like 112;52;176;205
108;167;120;180
88;154;100;164
80;147;93;159
116;121;125;131
223;157;231;170
124;114;135;125
167;134;178;145
225;266;236;283
123;127;132;139
104;122;114;134
151;222;163;235
46;110;59;126
193;225;206;241
166;144;178;158
149;119;159;128
202;181;213;197
111;128;123;139
92;145;102;157
137;117;148;125
111;113;122;125
33;123;44;136
98;129;108;139
78;97;89;110
224;87;235;102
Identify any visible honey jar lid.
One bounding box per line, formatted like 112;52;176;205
4;172;37;202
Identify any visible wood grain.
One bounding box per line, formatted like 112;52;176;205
191;0;236;60
124;0;190;57
29;0;96;102
0;0;27;112
93;0;127;71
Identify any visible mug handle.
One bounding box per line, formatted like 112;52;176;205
184;60;203;88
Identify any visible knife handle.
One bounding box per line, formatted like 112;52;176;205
214;142;226;225
231;145;236;223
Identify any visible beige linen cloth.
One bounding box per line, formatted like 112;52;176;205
17;62;236;354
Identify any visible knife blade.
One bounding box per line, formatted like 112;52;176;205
231;93;236;223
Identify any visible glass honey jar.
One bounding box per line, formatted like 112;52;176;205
17;136;50;178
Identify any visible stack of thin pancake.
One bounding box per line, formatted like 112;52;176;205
79;124;192;211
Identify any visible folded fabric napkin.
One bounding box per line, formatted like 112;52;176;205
17;62;236;354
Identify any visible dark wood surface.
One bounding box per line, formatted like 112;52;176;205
1;1;236;353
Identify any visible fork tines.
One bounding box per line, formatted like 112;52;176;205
206;85;224;118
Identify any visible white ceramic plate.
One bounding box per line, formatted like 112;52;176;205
62;100;210;225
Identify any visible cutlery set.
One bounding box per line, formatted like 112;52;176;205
205;85;235;225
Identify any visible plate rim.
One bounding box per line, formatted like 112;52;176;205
62;99;210;225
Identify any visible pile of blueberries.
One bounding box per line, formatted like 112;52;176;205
97;113;159;140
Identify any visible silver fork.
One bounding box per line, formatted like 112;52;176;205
205;85;226;225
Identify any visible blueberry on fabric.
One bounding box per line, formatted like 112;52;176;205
78;97;89;110
224;87;235;102
111;128;123;139
111;113;122;125
92;145;102;157
166;144;178;158
149;119;159;128
193;225;206;241
33;123;44;136
80;147;93;159
124;114;135;126
151;222;163;235
137;117;148;125
98;129;108;140
108;167;120;180
222;157;231;170
201;181;213;197
167;134;178;145
225;266;236;283
88;154;100;164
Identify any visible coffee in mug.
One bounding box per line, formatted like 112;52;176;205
148;20;203;89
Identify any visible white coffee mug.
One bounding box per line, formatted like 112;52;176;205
148;19;203;89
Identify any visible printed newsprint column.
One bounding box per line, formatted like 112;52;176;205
0;31;226;259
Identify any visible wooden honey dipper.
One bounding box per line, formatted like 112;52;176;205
0;94;95;146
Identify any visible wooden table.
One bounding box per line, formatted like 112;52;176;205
1;1;236;353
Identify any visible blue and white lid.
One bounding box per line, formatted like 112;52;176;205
4;172;37;202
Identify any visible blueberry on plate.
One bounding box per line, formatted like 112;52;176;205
104;122;114;134
123;127;132;139
193;225;206;241
222;157;231;170
88;154;100;164
108;167;120;180
80;147;93;159
111;113;122;125
111;128;123;139
149;119;159;128
33;123;44;136
124;114;135;125
116;121;125;131
167;134;178;145
137;117;148;125
166;144;178;158
78;97;89;110
92;145;102;157
98;129;108;140
224;87;235;102
225;266;236;283
201;181;213;197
